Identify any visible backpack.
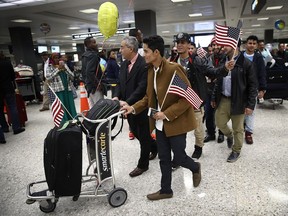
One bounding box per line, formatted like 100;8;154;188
82;99;122;139
187;54;208;106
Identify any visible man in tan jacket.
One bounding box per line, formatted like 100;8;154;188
121;35;201;201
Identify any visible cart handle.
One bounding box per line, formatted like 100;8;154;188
78;110;125;124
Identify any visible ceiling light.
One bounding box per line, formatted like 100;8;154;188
68;27;80;30
79;8;98;14
257;17;269;20
63;35;71;38
245;32;252;34
0;3;14;7
15;0;44;3
171;0;190;2
162;31;170;33
266;6;283;10
123;20;135;24
251;24;261;27
11;19;32;23
188;13;202;17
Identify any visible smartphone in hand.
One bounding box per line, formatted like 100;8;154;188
148;107;159;118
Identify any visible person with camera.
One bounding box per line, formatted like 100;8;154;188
46;53;76;126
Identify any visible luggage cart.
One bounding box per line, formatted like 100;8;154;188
15;76;38;103
26;111;127;213
263;66;288;109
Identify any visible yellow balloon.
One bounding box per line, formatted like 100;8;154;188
98;2;119;39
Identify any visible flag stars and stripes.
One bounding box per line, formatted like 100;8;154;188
215;24;241;50
168;73;203;109
48;87;64;127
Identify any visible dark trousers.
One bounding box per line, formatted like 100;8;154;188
0;93;21;131
204;94;223;136
156;129;198;194
127;112;157;169
0;126;5;141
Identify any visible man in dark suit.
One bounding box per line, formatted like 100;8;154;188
113;36;157;177
0;53;25;135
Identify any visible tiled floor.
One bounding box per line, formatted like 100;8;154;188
0;95;287;216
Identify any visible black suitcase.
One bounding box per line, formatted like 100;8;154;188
83;99;120;136
264;66;288;99
44;121;82;197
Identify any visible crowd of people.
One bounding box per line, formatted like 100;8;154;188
1;26;288;202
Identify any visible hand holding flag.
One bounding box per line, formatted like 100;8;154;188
197;47;207;58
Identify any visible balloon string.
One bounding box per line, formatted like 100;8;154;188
102;38;107;50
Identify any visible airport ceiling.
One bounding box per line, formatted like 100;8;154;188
0;0;287;53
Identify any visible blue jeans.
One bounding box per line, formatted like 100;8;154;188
0;93;21;131
244;100;257;133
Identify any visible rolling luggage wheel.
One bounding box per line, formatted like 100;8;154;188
107;187;127;207
39;199;57;213
72;195;79;201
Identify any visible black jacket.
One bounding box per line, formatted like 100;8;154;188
81;48;102;95
212;53;258;115
242;50;267;91
105;58;119;80
172;53;228;105
0;58;15;94
114;55;147;105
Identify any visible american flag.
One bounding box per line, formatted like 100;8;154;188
197;47;207;58
215;24;241;50
167;73;203;109
48;87;64;127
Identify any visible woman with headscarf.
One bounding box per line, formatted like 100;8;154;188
46;53;77;126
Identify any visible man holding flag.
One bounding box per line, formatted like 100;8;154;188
212;24;258;163
121;35;201;201
171;32;231;159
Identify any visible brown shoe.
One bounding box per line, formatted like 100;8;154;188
193;162;201;187
129;167;148;177
245;131;253;144
39;107;49;112
147;190;173;200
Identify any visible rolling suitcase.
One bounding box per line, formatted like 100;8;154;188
44;121;82;197
5;92;27;127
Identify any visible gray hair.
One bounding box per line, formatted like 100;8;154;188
122;36;138;53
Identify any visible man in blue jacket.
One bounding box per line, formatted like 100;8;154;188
243;35;266;144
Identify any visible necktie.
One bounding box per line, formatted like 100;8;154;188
127;60;131;73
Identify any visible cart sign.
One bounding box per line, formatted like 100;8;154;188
97;122;112;180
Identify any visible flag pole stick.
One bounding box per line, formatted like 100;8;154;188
160;71;176;110
232;32;241;60
232;20;243;60
48;85;74;119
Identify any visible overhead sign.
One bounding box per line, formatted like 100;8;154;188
72;28;133;40
251;0;266;14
